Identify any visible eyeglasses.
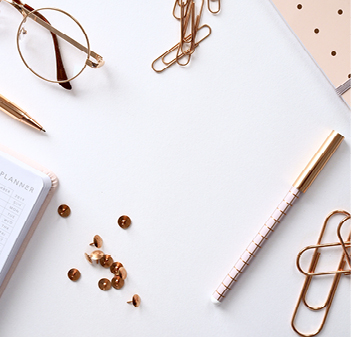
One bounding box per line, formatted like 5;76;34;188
1;0;105;90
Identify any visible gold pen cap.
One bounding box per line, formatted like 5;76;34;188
293;130;344;193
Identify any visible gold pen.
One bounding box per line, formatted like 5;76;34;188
212;131;344;304
0;93;45;132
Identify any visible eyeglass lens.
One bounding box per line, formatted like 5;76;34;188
17;8;88;83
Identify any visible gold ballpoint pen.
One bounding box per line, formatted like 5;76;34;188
212;131;344;304
0;94;45;132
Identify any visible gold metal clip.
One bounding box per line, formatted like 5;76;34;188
151;24;211;73
173;0;193;20
207;0;220;14
179;0;195;57
291;210;351;337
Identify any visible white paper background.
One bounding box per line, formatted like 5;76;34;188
0;1;349;337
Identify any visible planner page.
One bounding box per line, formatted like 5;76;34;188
0;152;51;286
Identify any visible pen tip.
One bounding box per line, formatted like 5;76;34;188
42;129;46;133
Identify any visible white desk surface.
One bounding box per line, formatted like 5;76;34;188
0;1;350;337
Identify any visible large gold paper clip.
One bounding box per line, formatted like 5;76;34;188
291;210;350;337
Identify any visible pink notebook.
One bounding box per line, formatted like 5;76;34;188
270;0;351;107
0;145;58;297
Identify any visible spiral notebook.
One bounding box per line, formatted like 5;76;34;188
0;145;58;297
270;0;351;107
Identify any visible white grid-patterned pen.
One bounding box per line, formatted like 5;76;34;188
212;131;344;304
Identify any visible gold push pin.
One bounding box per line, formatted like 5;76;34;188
110;262;127;279
58;204;71;218
127;294;141;307
89;235;103;248
85;253;93;264
118;215;131;229
90;250;104;264
98;278;111;291
119;266;127;280
100;254;114;268
110;262;123;274
111;275;124;290
68;268;81;281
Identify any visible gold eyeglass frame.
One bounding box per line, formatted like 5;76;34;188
3;0;104;84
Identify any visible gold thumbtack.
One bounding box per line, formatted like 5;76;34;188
110;261;123;274
90;250;104;264
58;204;71;218
119;266;127;280
118;215;131;229
68;268;81;281
127;294;141;307
98;278;111;290
85;252;93;264
89;235;103;248
111;275;124;289
100;254;114;268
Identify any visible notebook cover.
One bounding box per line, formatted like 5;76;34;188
269;0;351;107
0;145;58;298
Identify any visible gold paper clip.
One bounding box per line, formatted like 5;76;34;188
179;0;204;56
291;210;351;337
154;0;208;72
207;0;220;14
192;0;205;49
173;0;191;20
179;0;195;57
151;24;212;73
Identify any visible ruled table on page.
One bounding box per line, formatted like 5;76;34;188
0;184;24;256
0;153;46;277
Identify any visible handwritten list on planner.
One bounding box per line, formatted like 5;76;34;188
0;184;24;256
0;154;43;274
